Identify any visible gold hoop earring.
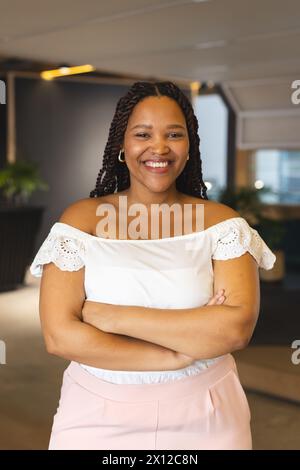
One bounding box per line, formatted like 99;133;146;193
118;149;125;163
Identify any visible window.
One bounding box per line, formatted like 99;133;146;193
193;94;228;200
252;150;300;204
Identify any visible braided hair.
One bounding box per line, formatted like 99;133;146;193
89;81;208;200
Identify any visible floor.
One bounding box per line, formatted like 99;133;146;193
0;268;299;450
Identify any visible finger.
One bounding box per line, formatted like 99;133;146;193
211;291;223;303
206;290;226;306
207;294;223;306
206;297;215;305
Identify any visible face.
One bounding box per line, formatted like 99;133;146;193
122;96;190;194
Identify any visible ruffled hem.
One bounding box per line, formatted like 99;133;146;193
212;217;277;270
29;230;86;277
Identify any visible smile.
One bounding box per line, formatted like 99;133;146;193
141;160;173;174
144;161;169;168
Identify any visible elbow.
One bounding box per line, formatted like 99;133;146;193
44;332;66;357
45;339;60;356
233;333;251;351
231;305;258;351
43;318;83;359
232;322;254;351
45;340;59;356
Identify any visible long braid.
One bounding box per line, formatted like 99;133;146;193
89;81;208;200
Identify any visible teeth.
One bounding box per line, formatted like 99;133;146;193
144;161;169;168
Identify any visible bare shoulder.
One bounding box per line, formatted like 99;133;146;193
184;196;240;230
202;199;240;228
58;197;101;234
58;194;117;233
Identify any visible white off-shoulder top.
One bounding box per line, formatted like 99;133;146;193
29;216;276;384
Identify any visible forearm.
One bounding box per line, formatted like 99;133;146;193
114;304;248;359
47;318;184;371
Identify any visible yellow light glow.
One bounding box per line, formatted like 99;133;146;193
59;67;70;75
190;81;201;93
41;64;95;80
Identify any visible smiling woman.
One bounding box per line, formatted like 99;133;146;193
29;80;276;450
89;81;207;201
114;95;191;196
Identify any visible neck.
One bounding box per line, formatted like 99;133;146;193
120;186;183;209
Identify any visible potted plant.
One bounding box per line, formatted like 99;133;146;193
0;159;48;206
0;159;49;291
218;186;286;282
217;186;264;226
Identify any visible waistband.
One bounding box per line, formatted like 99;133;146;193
65;353;237;403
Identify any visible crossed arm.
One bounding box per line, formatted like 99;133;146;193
39;201;260;368
82;251;260;359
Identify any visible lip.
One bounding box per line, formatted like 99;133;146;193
142;158;173;163
141;160;173;174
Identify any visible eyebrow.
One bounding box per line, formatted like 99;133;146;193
130;124;186;131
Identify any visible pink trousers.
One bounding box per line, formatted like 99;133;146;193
48;353;252;450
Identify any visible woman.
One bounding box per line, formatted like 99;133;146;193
30;81;276;450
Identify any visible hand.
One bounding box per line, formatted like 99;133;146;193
176;289;227;367
206;288;226;306
82;300;118;333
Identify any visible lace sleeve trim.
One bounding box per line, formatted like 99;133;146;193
212;218;277;270
29;231;86;277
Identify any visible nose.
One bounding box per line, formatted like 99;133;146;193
150;139;169;155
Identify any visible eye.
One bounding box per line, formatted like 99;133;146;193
169;132;184;138
135;133;150;138
134;132;184;138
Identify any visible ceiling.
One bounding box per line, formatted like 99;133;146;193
0;0;300;84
